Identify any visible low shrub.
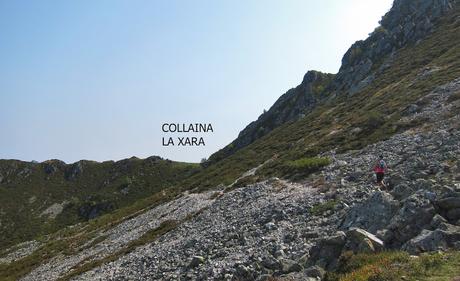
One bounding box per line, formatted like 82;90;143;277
285;157;331;173
362;111;385;131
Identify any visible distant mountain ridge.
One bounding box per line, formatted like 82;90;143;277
0;156;199;249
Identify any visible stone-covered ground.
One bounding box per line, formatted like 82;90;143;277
3;79;458;280
38;79;460;280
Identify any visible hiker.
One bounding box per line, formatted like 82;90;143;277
373;155;387;188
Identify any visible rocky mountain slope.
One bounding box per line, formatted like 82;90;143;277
3;75;459;280
206;71;334;165
207;0;458;165
1;0;460;280
181;0;460;190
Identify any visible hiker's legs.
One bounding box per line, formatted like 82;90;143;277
376;173;385;188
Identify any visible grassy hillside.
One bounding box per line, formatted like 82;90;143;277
180;5;460;191
0;157;199;250
324;251;460;281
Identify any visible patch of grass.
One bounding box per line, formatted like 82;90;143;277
80;234;108;251
361;111;385;132
309;200;338;216
56;220;178;281
281;156;331;180
286;157;331;172
325;251;460;281
231;175;260;188
0;239;70;281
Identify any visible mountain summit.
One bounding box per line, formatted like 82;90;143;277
1;0;460;280
208;0;457;166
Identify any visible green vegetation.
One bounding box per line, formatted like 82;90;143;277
286;157;331;172
309;200;338;216
349;45;363;64
0;237;84;281
362;111;385;132
283;157;331;178
325;251;460;281
0;157;199;250
56;220;178;281
178;6;460;192
0;188;180;281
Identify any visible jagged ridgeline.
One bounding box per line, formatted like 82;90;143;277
0;157;200;249
188;0;460;190
0;0;460;280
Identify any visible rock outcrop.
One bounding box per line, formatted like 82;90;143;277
207;71;334;165
307;228;384;270
207;0;458;164
333;0;456;95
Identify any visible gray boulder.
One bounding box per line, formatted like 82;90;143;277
430;214;448;229
446;208;460;221
235;264;253;280
261;255;281;271
277;272;320;281
307;231;346;270
344;228;384;253
390;182;413;199
384;191;436;247
307;228;383;271
280;258;303;274
437;197;460;210
255;274;272;281
340;191;399;233
304;265;326;279
402;222;460;254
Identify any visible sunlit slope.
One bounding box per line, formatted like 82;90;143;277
182;5;460;191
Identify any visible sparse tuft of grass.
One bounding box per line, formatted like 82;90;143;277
56;220;178;281
309;200;338;216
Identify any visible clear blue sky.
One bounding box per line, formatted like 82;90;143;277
0;0;393;163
